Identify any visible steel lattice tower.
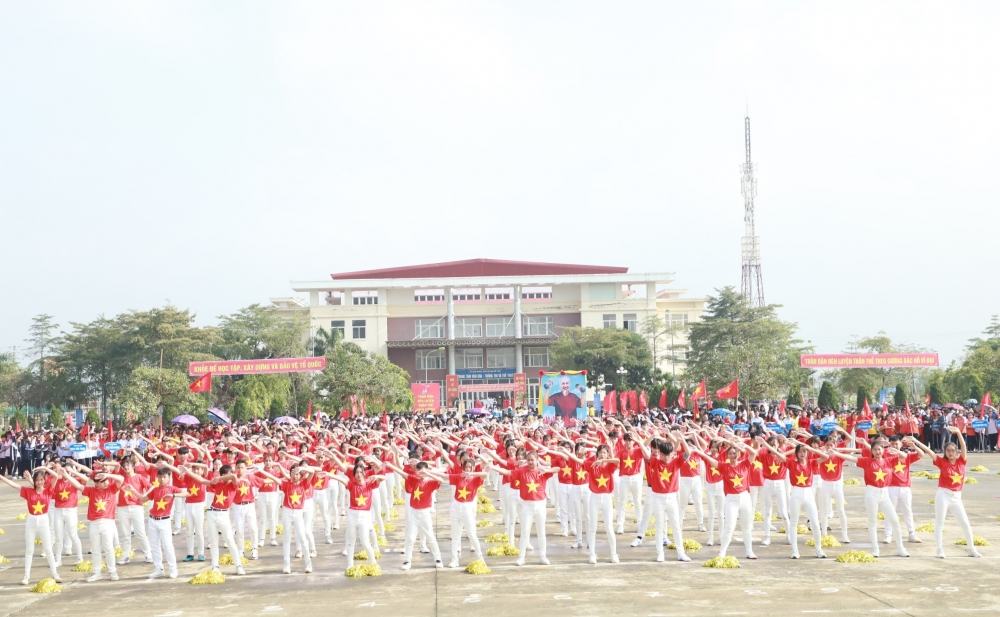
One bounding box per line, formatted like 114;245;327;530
740;115;765;307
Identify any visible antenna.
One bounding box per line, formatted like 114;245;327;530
740;115;765;307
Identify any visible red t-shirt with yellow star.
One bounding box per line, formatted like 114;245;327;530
52;478;79;508
679;451;703;477
184;472;207;504
888;452;922;488
933;455;966;491
511;467;553;501
567;458;588;486
786;459;817;488
856;456;893;488
118;473;152;507
645;454;682;493
210;481;238;509
758;451;789;481
448;473;483;503
718;456;752;496
82;485;119;520
20;486;53;516
406;475;440;510
147;485;186;517
584;457;617;494
347;477;379;511
233;474;263;505
280;479;311;510
818;455;844;482
617;445;643;477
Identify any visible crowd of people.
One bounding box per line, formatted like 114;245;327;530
0;402;990;587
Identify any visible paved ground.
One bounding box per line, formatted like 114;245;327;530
0;455;998;617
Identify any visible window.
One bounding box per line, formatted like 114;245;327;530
623;313;638;332
452;288;481;303
521;286;553;301
324;292;344;306
523;346;550;368
415;318;445;339
603;314;617;329
416;348;446;370
454;318;482;338
487;347;515;369
330;320;345;337
486;316;514;337
455;348;484;369
352;319;366;339
666;313;688;329
415;290;445;304
352;291;378;305
485;287;513;302
522;315;554;337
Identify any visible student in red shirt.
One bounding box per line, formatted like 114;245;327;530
757;438;828;558
0;467;62;586
385;460;444;570
817;430;852;544
50;460;84;568
614;432;644;535
757;434;791;546
115;457;152;565
61;467;126;582
632;434;690;563
702;438;727;547
231;459;264;560
563;443;620;564
882;435;922;545
184;464;245;576
829;441;909;558
140;466;187;579
258;462;318;574
697;437;759;561
908;428;981;557
493;450;557;566
677;441;706;533
255;454;282;547
328;460;384;569
445;458;488;568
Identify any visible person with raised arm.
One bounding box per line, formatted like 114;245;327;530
0;467;62;585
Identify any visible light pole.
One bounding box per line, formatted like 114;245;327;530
424;346;446;383
616;366;628;390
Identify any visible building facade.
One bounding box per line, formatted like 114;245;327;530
272;259;705;407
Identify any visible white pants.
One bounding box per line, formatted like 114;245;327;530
748;485;760;531
205;510;241;570
370;489;386;536
934;487;976;554
300;498;317;554
517;500;547;562
818;478;849;540
761;478;790;541
116;504;150;559
588;492;617;559
788;486;823;557
282;509;312;571
639;492;685;559
147;517;177;574
171;496;184;533
232;502;258;552
24;514;58;581
89;518;117;576
345;509;376;568
403;508;441;564
570;484;589;543
885;487;915;537
500;484;518;541
53;507;83;563
185;502;205;557
719;493;753;558
705;481;725;544
450;501;483;561
314;489;333;539
328;482;342;524
258;492;280;542
556;482;572;532
547;475;559;511
863;486;903;556
678;475;704;527
615;474;642;531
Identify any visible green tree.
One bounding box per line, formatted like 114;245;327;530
856;386;869;411
231;374;291;421
787;384;803;407
894;383;907;406
817;381;836;409
316;342;413;414
968;378;984;402
115;367;205;422
928;381;945;405
685;287;811;399
550;327;654;391
11;409;28;430
86;409;102;425
47;406;64;428
829;334;931;404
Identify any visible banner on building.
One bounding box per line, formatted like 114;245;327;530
411;383;440;412
539;371;588;425
189;357;327;376
799;353;938;369
513;373;527;394
446;375;460;407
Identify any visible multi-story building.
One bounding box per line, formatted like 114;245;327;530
271;259;705;407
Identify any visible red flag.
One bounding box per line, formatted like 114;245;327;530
925;393;931;405
619;391;629;413
15;420;20;433
638;391;648;411
107;419;114;442
605;390;617;414
189;373;212;393
692;379;707;400
351;395;359;418
862;398;871;418
628;390;639;412
306;399;313;421
981;392;991;418
360;398;367;416
693;400;699;418
677;388;686;409
904;400;912;416
659;389;667;409
715;380;739;400
881;401;888;413
777;399;786;414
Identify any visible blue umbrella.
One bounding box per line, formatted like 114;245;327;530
171;414;200;425
273;416;299;425
207;408;231;425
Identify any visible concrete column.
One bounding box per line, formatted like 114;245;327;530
514;285;522;339
309;290;319;307
446;286;455;376
515;341;523;373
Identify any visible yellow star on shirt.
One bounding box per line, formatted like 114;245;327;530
873;470;887;483
730;476;743;487
152;480;160;488
753;460;763;470
949;473;963;486
623;457;635;469
768;463;780;475
215;494;226;505
94;499;107;512
526;482;540;494
239;484;250;496
59;490;70;500
289;492;302;505
824;461;837;473
659;469;672;482
32;502;44;514
155;499;168;511
412;488;423;502
795;473;808;486
354;494;367;506
188;485;199;496
710;467;720;477
314;478;324;488
894;463;905;473
457;487;470;500
561;466;571;477
576;470;587;480
595;476;609;488
688;459;699;470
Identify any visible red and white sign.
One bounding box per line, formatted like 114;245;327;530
411;383;440;412
189;357;327;376
459;383;517;393
799;353;938;369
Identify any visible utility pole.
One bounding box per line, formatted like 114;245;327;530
741;115;765;308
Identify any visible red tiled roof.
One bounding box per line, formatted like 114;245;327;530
330;258;628;280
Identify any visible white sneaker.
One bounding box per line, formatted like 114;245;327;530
539;556;550;565
514;558;525;566
615;527;624;535
969;549;982;558
588;554;597;564
258;540;265;548
309;551;317;558
149;569;165;579
401;562;411;571
611;554;620;563
908;533;922;543
761;538;771;546
434;560;443;569
448;558;459;568
698;525;707;532
341;549;348;556
655;554;665;562
791;553;800;559
250;548;258;560
20;578;29;586
270;540;278;547
294;550;302;558
678;554;691;562
168;571;178;579
420;546;430;554
897;549;910;558
282;565;292;574
304;564;313;573
883;536;892;544
86;573;103;583
936;549;945;558
109;573;119;581
816;550;827;559
745;553;758;560
630;537;643;547
325;536;333;545
842;537;851;544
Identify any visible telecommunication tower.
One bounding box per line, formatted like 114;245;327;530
740;115;765;307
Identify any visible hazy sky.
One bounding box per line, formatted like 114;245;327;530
2;2;998;366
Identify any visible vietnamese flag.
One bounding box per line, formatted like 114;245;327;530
638;390;648;411
619;391;630;413
306;399;313;421
715;380;739;400
777;399;786;415
107;419;114;442
692;379;707;400
925;393;931;405
904;400;912;416
677;388;686;409
862;398;872;418
189;373;212;393
659;389;667;409
605;390;617;414
981;391;991;418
